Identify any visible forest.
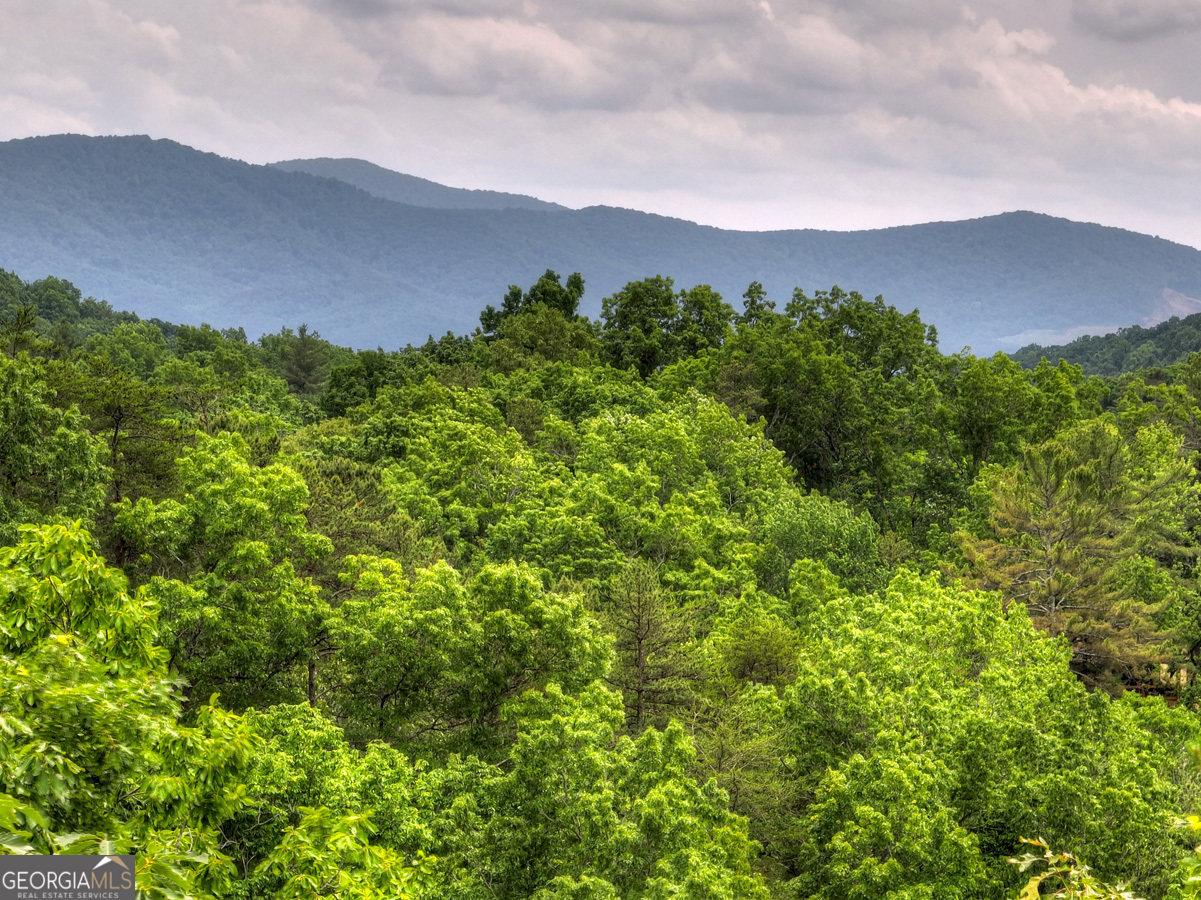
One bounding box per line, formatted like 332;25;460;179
5;265;1201;899
1012;311;1201;376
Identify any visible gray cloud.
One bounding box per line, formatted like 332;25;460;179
0;0;1200;249
1072;0;1201;40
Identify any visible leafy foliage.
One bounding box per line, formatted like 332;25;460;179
7;264;1201;900
1010;838;1144;900
0;355;107;544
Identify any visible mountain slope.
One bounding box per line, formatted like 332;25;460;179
3;134;1201;351
1012;308;1201;374
270;157;568;211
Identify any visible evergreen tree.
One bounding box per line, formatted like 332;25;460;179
958;418;1196;689
600;560;700;732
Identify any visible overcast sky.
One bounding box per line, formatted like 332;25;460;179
3;0;1201;246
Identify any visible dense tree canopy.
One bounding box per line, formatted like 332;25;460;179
7;266;1201;900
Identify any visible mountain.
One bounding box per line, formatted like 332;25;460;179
3;133;1201;351
270;157;568;211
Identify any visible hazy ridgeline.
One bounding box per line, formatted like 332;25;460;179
5;134;1201;353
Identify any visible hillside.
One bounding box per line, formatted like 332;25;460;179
1012;308;1201;374
271;157;568;211
4;134;1201;350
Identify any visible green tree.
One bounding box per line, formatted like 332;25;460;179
485;398;764;593
0;522;433;900
321;350;408;418
734;281;777;328
753;488;887;596
114;432;333;710
791;739;989;900
0;305;39;357
486;303;600;373
354;380;544;561
431;682;770;900
599;560;701;732
672;284;733;358
786;285;939;377
935;351;1043;479
526;269;585;319
331;556;610;757
49;356;185;516
84;321;172;379
20;276;83;325
776;570;1198;897
281;324;332;396
0;522;256;896
481;270;585;334
958;418;1196;689
289;451;442;591
600;276;682;377
0;355;107;545
1009;839;1145;900
221;704;435;895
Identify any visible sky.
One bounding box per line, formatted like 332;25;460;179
3;0;1201;246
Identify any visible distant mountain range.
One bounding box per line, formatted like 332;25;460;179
270;157;568;212
3;133;1201;351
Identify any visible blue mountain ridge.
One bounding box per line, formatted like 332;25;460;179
2;133;1200;351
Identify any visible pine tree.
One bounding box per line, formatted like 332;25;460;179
958;418;1196;689
600;560;700;732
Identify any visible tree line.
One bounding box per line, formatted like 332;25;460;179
1011;309;1201;376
